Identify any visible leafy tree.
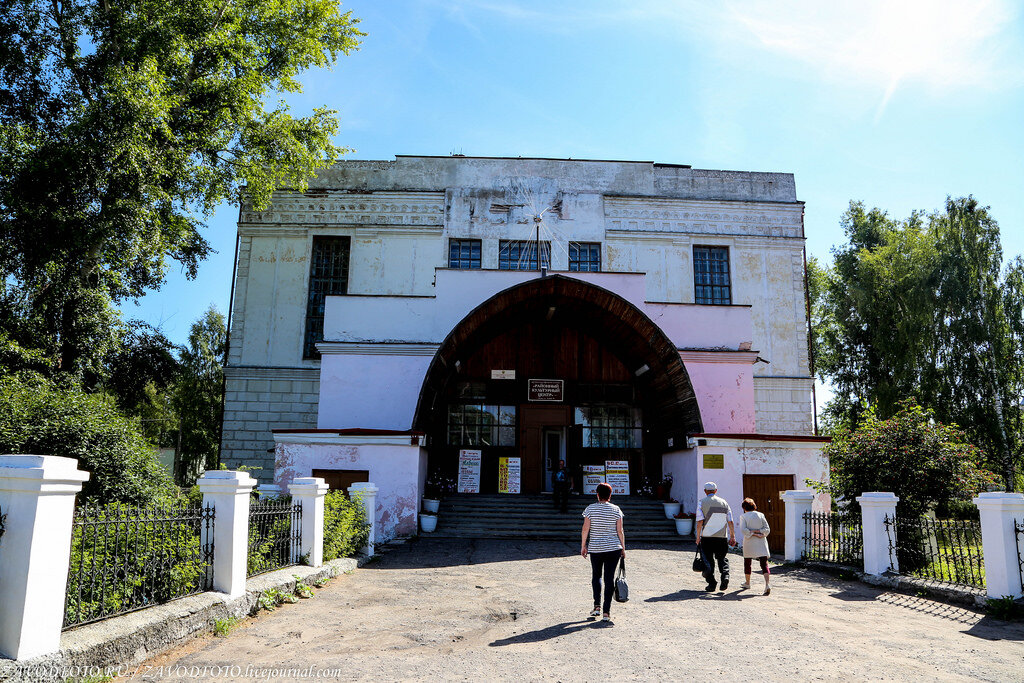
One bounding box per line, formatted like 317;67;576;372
0;0;362;374
172;305;226;484
816;401;1000;519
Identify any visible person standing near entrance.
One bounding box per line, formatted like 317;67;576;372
739;497;771;595
694;481;736;592
553;459;571;512
581;482;625;622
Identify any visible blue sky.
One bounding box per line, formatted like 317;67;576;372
123;0;1024;358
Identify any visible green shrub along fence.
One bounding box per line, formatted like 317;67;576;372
64;503;215;629
803;511;863;567
324;491;371;562
247;499;303;577
884;515;985;589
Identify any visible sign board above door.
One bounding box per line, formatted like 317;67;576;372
528;379;563;402
491;369;515;380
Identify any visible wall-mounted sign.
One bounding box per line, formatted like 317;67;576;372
491;369;516;380
703;453;725;470
605;460;630;496
457;449;482;493
583;465;605;495
498;457;521;494
528;379;564;402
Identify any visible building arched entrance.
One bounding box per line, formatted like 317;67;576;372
413;275;703;495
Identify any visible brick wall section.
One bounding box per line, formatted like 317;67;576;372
753;377;814;435
220;368;319;482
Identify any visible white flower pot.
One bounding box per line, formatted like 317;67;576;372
662;501;681;519
420;514;438;533
423;498;440;513
675;518;694;536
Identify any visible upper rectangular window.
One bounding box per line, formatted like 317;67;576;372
499;240;550;271
574;405;642;449
693;245;731;305
304;236;350;359
447;404;517;447
448;239;482;269
569;242;601;272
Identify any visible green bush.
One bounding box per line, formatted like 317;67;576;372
0;372;175;504
934;499;981;521
323;491;370;561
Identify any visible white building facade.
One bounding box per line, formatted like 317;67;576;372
223;156;828;542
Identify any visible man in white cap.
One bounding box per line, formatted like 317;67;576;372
694;481;736;592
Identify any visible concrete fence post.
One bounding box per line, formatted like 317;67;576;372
197;470;257;599
289;477;328;567
973;491;1024;600
348;482;379;557
0;455;90;660
857;492;899;576
781;490;814;562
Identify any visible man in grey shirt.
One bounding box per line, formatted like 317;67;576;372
694;481;736;592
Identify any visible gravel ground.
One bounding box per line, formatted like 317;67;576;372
143;538;1024;682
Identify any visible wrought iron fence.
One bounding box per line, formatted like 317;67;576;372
247;500;302;576
802;511;863;566
1015;518;1024;594
884;514;985;589
64;504;215;629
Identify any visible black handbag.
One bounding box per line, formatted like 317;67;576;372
613;557;629;602
692;548;707;573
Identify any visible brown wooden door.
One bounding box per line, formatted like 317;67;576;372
313;469;369;496
742;474;794;554
519;405;570;493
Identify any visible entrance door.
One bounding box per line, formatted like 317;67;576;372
543;428;566;492
520;405;571;493
742;474;794;554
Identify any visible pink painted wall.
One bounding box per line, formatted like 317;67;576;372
663;449;699;514
275;440;428;541
683;361;757;433
317;354;431;430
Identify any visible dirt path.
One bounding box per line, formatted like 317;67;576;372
143;539;1024;681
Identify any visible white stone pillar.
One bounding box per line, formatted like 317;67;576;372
197;470;256;598
0;455;90;660
288;477;328;568
781;490;815;562
973;491;1024;599
857;491;899;576
348;482;379;557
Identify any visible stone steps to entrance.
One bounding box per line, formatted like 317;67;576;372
427;494;688;542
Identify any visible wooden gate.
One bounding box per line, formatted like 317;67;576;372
742;474;794;554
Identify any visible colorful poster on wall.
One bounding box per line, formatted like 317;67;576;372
498;457;521;494
457;449;482;493
605;460;630;496
583;465;605;495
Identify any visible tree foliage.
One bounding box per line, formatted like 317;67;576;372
812;198;1024;488
0;0;362;374
817;401;1000;518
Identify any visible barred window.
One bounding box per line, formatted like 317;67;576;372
694;246;731;305
448;404;517;447
569;242;601;272
574;405;642;448
303;237;350;359
448;239;481;269
499;240;550;271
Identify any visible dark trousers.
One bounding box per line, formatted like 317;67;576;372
590;550;619;613
553;482;569;511
699;537;730;585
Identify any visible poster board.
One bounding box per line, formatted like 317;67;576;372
582;465;605;495
702;453;725;469
457;449;482;493
498;457;521;494
605;460;630;496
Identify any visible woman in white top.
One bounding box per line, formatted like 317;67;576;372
581;482;625;622
739;497;771;595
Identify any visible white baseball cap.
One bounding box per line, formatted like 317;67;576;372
703;481;718;491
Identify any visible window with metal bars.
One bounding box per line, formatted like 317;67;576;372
448;238;482;269
569;242;601;272
447;404;517;446
574;405;642;448
693;246;731;305
303;237;350;359
498;240;550;271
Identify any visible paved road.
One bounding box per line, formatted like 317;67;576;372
148;539;1024;681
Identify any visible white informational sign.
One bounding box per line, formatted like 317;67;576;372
605;460;630;496
583;465;605;495
457;449;482;493
491;369;516;380
498;456;521;494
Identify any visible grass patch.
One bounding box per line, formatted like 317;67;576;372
213;616;240;637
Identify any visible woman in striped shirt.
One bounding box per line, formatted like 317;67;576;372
581;482;626;622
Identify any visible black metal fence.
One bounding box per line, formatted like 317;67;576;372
802;511;863;566
247;500;303;576
1015;519;1024;594
884;515;985;589
64;504;215;629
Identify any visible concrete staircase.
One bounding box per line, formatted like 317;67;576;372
428;493;686;542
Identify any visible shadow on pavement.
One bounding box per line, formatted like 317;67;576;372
488;619;611;645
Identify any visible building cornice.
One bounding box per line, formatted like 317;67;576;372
679;350;760;364
317;342;440;356
273;428;426;447
240;191;445;227
605;195;803;240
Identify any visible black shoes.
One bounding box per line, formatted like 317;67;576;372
704;582;717;592
720;578;729;591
